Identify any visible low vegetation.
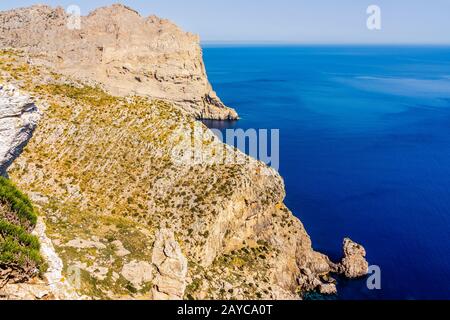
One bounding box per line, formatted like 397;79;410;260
0;176;43;286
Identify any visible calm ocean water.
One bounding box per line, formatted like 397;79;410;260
202;45;450;300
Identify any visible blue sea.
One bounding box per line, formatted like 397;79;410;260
202;45;450;300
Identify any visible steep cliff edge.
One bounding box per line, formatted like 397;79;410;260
0;4;238;120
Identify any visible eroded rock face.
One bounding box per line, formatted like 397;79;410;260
152;229;188;300
0;4;238;120
340;238;369;279
0;84;40;175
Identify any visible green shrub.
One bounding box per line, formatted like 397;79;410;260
0;237;42;267
0;177;43;274
0;176;37;227
0;219;40;249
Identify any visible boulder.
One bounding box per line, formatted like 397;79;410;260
151;228;188;300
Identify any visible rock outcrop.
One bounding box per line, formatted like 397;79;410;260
0;84;40;175
0;4;238;120
0;5;368;300
339;238;369;278
31;217;83;300
152;229;188;300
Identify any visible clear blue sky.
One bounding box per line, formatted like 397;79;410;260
1;1;449;44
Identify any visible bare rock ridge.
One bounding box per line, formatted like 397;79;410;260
0;84;40;176
0;4;238;120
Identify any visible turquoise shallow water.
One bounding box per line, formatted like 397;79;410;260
202;45;450;300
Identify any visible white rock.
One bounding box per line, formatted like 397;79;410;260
32;217;83;300
0;84;40;175
65;238;106;250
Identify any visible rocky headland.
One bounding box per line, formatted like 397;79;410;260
0;4;238;120
0;84;40;176
0;4;368;300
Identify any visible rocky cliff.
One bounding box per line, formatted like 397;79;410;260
0;84;40;176
0;4;238;120
0;5;367;300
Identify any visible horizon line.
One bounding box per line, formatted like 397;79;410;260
201;41;450;46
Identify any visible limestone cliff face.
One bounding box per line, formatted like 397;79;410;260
0;84;40;176
0;4;238;120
